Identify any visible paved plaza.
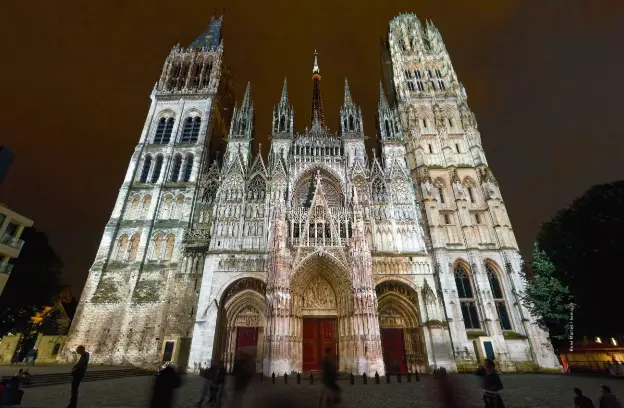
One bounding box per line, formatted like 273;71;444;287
13;373;624;408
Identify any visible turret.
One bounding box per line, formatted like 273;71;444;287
377;81;402;142
224;82;253;166
270;78;294;162
340;78;364;136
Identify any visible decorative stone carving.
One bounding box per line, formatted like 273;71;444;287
302;276;337;309
235;306;261;327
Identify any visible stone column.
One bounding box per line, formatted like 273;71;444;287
263;203;294;375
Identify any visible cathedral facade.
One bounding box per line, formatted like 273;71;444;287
62;13;561;375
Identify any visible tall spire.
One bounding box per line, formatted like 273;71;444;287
379;81;389;110
190;15;223;49
242;81;252;109
310;50;326;127
280;77;288;104
313;50;320;74
344;78;353;105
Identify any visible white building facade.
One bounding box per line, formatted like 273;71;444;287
62;13;561;374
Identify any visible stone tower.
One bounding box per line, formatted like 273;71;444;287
61;15;233;366
384;13;560;370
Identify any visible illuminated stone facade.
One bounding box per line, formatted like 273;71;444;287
62;13;561;374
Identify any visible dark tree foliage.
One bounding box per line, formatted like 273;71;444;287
0;227;63;338
537;181;624;339
521;242;573;348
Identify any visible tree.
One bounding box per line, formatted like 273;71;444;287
536;181;624;340
522;242;573;347
0;227;63;338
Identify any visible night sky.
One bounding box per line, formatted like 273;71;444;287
0;0;622;296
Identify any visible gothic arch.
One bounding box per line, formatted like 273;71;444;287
214;277;267;372
452;259;481;330
291;255;353;317
375;280;427;373
292;168;344;208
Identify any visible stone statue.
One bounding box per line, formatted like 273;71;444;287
422;179;433;198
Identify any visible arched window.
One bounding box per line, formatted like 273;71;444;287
142;195;152;218
151;155;163;183
384;120;391;138
467;186;475;203
454;264;480;330
486;263;512;330
170;154;182;182
437;186;445;204
139;155;152;183
128;234;140;261
129;195;140;219
181;116;201;143
175;195;185;219
349;115;354;131
152;234;163;260
182;154;194;182
279;115;286;132
154;117;174;144
116;235;128;261
162;195;174;219
164;234;175;261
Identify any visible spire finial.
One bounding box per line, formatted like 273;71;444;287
242;81;252;108
280;77;288;104
379;81;389;109
313;50;320;74
344;78;353;105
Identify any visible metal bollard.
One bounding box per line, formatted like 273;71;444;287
350;372;354;385
406;372;411;382
375;371;380;384
386;373;391;383
310;373;314;385
397;372;401;383
272;372;276;384
297;372;301;384
284;373;288;384
415;368;420;382
363;372;367;384
260;372;264;382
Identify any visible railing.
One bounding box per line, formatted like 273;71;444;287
289;237;347;248
0;233;24;250
0;263;13;275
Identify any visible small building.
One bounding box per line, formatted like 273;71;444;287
0;203;34;295
559;337;624;374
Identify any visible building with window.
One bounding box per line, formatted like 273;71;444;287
63;13;560;374
0;203;34;296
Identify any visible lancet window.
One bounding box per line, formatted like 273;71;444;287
116;235;129;261
154;117;174;144
372;178;387;202
486;263;512;331
151;155;164;183
164;234;175;261
181;117;201;143
246;176;266;201
170;154;182;182
182;154;194;182
128;234;140;262
162;195;174;219
139;155;152;183
201;61;212;88
141;195;152;219
454;264;480;330
129;195;140;219
152;234;163;260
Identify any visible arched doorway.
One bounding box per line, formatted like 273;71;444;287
376;280;426;374
291;254;353;372
213;278;266;372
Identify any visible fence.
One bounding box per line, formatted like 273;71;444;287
259;371;421;385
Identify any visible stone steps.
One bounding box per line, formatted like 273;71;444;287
19;368;154;388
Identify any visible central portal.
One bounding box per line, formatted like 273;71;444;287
302;318;338;372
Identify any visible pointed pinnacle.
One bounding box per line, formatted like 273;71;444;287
379;81;389;109
313;50;320;74
242;81;252;108
280;77;288;103
344;78;353;105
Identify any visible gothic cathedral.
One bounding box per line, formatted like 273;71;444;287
63;13;561;374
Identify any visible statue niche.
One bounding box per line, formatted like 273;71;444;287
302;275;337;312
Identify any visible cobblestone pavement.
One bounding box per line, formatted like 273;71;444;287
17;373;624;408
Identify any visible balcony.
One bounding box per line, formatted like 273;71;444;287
289;237;347;248
0;263;13;275
1;233;24;250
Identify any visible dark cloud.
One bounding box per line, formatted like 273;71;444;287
0;0;622;294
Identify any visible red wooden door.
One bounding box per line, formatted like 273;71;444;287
302;318;337;372
236;327;258;361
380;328;407;373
